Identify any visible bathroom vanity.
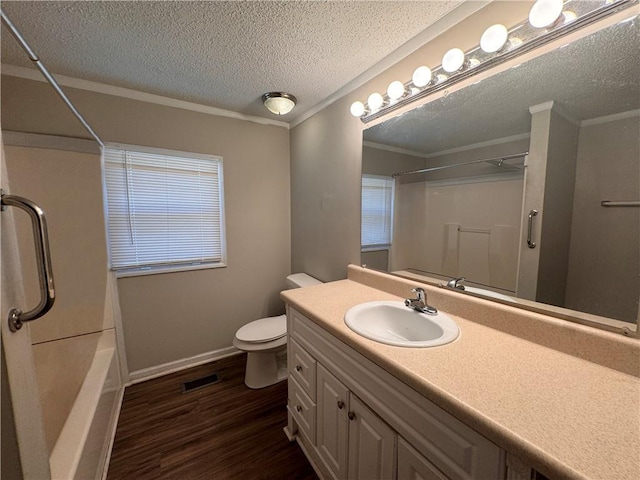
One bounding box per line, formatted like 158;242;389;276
282;266;640;480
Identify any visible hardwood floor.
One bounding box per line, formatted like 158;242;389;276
108;353;318;479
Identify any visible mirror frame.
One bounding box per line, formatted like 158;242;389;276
361;0;640;338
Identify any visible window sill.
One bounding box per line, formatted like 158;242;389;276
114;262;227;278
361;246;390;253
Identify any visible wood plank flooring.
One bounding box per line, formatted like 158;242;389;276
107;353;318;479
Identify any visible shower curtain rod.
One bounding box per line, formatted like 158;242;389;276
1;10;105;148
391;151;528;178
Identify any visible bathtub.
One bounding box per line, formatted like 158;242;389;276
49;330;123;480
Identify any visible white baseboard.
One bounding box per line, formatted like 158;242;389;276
128;346;241;385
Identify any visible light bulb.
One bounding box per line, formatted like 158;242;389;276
442;48;465;73
480;24;508;53
387;81;406;101
508;37;524;50
529;0;563;28
350;101;366;117
367;92;384;112
412;66;432;88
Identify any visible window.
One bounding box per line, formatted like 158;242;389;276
361;175;395;249
103;144;226;276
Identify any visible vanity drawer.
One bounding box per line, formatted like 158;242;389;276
289;338;316;400
289;377;316;444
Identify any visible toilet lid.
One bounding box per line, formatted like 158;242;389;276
236;314;287;343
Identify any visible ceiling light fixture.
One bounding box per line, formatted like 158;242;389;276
262;92;297;115
349;0;631;122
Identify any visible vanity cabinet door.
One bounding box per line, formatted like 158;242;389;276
398;437;449;480
317;364;349;479
347;395;396;480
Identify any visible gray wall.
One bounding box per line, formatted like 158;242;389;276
290;99;362;281
1;75;291;372
565;114;639;322
361;145;424;176
536;109;579;307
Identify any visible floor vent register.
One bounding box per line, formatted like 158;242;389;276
182;373;221;393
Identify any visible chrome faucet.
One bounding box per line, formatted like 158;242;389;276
447;277;466;290
404;287;438;315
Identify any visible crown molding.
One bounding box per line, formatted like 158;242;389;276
581;109;640;127
1;64;290;129
364;132;531;159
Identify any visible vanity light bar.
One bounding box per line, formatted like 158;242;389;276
351;0;637;123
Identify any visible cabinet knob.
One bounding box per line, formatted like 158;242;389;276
337;400;345;410
296;405;302;413
348;411;356;421
295;365;302;372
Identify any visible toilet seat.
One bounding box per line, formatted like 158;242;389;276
233;334;287;352
235;314;286;343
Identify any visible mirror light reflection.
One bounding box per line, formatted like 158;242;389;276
361;11;639;333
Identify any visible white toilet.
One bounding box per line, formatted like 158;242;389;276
233;273;321;389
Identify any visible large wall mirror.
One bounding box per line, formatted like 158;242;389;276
361;6;639;334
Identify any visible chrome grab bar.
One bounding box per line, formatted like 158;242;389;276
1;192;55;332
601;200;640;207
527;209;538;249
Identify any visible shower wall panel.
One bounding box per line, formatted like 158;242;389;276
392;177;523;292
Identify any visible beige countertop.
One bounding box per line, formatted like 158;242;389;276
281;267;640;480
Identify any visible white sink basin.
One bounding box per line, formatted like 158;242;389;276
344;301;459;348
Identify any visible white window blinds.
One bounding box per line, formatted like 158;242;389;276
361;175;395;248
103;145;226;274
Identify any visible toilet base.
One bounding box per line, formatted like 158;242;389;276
244;347;288;389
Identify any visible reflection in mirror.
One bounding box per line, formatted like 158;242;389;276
361;12;639;333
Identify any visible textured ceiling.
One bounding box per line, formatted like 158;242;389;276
365;15;640;154
1;0;465;121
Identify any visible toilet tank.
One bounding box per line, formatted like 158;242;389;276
286;273;322;289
